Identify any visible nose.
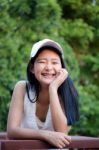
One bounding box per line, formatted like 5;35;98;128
45;63;53;70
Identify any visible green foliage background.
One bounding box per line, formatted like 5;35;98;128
0;0;99;136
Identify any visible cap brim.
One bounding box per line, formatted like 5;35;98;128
30;39;63;58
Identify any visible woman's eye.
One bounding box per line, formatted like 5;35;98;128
52;62;59;64
38;61;46;63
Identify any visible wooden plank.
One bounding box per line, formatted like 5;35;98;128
0;132;99;149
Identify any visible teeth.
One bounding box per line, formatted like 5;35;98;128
42;73;55;78
42;74;54;76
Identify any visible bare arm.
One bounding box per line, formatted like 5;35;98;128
7;81;45;139
49;69;71;133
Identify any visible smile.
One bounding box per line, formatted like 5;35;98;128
41;73;56;78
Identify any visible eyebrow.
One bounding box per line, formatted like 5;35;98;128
36;58;60;61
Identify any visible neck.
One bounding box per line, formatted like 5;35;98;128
38;86;49;105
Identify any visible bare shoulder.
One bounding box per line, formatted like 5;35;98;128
13;80;27;97
14;80;26;90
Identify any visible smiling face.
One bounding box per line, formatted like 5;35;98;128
31;49;62;88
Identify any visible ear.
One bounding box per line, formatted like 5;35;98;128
30;64;34;74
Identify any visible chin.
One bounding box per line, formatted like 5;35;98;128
41;80;53;86
43;81;52;85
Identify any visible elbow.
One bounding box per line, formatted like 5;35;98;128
7;127;18;139
54;125;71;134
7;129;14;139
54;126;68;133
56;129;68;134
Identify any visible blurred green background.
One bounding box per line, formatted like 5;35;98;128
0;0;99;136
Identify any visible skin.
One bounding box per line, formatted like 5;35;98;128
7;49;71;148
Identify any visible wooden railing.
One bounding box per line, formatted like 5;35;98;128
0;132;99;150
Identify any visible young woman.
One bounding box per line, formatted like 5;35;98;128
7;39;79;149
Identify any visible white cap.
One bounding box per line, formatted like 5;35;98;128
30;39;63;58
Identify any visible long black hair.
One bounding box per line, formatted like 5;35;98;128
26;46;79;125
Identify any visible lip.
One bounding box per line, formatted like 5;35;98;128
41;73;56;78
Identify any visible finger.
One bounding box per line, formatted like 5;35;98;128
63;70;68;78
60;69;68;78
62;138;70;146
64;135;71;142
58;141;66;149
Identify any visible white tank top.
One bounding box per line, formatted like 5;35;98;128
21;88;54;131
